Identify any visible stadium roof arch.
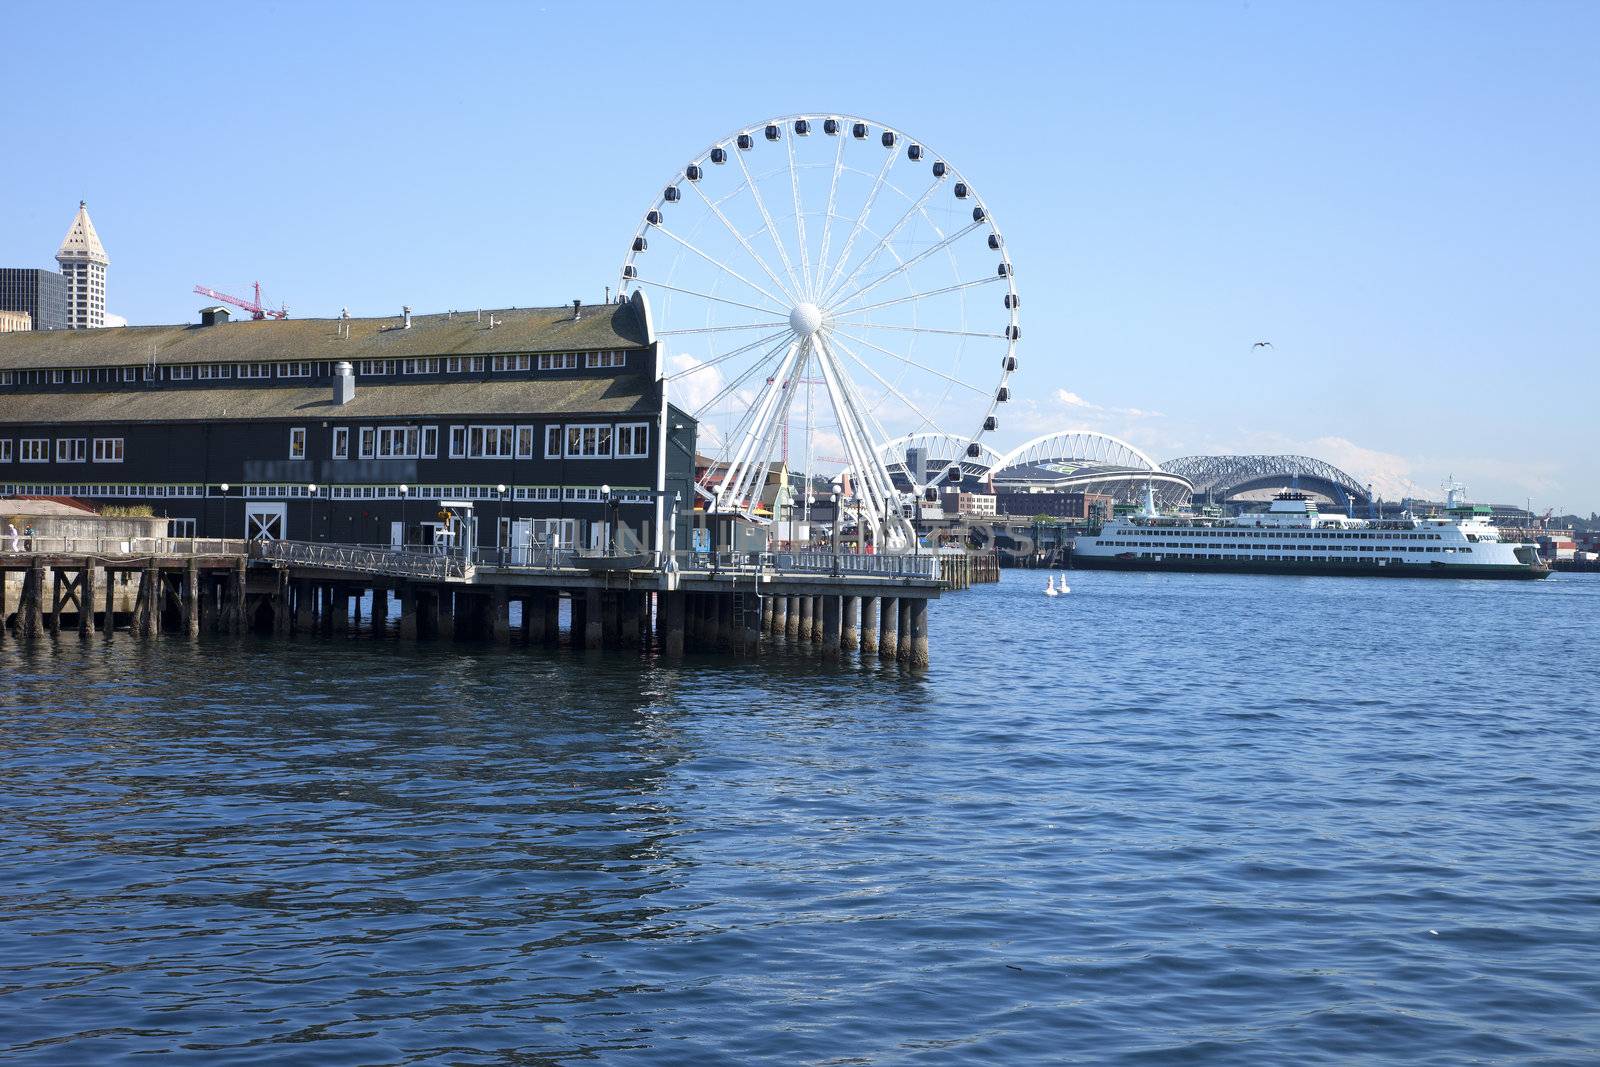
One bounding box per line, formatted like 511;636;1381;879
1162;454;1372;507
990;430;1193;506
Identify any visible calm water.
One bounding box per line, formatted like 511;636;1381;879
1;571;1597;1065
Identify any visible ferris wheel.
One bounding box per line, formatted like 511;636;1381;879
620;113;1019;552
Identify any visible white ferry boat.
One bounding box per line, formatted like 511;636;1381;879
1072;487;1550;580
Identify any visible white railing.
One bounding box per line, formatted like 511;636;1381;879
0;536;246;558
669;550;941;580
252;540;474;581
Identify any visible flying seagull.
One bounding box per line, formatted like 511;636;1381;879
1252;341;1274;349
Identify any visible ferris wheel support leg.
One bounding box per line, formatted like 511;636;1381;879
717;341;800;512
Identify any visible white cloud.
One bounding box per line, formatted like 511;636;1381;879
666;352;725;414
103;312;127;328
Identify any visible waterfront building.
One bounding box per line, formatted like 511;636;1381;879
0;309;32;333
0;295;698;553
0;267;68;331
55;201;109;330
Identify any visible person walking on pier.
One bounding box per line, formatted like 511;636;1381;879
6;522;18;552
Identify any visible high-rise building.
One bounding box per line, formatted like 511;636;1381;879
0;267;69;331
56;200;109;329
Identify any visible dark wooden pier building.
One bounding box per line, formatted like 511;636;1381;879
0;295;694;554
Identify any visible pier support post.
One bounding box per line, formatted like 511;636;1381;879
584;587;603;650
231;559;246;634
742;596;760;654
772;594;788;639
372;587;389;633
439;590;458;641
184;560;200;638
332;586;351;634
0;570;8;641
622;591;643;652
908;598;930;669
48;568;62;636
492;586;511;645
663;590;685;657
841;595;858;650
602;590;621;649
897;598;912;664
822;595;841;656
526;590;547;645
798;595;813;645
294;580;314;634
398;585;418;640
860;595;878;654
761;595;775;635
103;568;116;638
24;563;45;638
809;596;825;643
879;596;898;660
543;592;560;646
717;594;734;653
80;560;98;638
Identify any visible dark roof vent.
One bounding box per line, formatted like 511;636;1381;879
572;299;582;320
199;306;230;327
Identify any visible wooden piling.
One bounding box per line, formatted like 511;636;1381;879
842;595;859;650
185;560;200;637
584;587;603;650
48;568;62;636
80;560;97;638
102;567;116;638
797;595;813;645
492;586;511;644
897;598;912;664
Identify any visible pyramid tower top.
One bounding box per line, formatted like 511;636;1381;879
57;201;109;265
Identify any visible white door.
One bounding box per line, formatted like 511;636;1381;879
390;521;404;550
510;519;533;565
245;502;287;541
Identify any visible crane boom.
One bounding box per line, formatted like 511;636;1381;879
193;281;288;320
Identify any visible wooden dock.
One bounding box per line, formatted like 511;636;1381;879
1;539;998;667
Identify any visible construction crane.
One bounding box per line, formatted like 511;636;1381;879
193;281;288;320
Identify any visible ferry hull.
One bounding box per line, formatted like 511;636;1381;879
1069;554;1552;580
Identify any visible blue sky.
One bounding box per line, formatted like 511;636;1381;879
3;1;1595;511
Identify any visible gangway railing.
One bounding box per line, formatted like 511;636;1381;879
252;540;474;582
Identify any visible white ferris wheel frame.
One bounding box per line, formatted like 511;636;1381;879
619;113;1019;553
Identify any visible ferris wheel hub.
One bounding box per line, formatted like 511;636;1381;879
788;302;824;338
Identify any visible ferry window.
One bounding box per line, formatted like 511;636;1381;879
332;427;349;459
288;428;307;460
421;426;438;459
91;438;124;463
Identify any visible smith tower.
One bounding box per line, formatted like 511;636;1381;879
56;201;109;329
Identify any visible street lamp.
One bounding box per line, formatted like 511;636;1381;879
398;484;408;550
830;480;842;557
306;483;318;540
600;483;615;554
496;483;507;561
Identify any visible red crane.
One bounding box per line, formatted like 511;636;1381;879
192;281;288;320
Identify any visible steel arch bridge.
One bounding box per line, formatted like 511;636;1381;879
1162;454;1372;507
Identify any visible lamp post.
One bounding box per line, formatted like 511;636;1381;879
600;483;616;555
216;482;229;540
496;483;507;562
830;481;842;557
398;484;408;550
306;483;319;541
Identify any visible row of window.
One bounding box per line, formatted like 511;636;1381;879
302;422;651;461
1123;527;1445;541
1099;540;1468;555
1113;551;1473;561
0;481;654;504
1;437;125;464
0;350;633;388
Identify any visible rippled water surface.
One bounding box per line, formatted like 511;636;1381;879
2;571;1598;1064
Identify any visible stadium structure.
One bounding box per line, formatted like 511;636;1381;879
1163;454;1372;511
